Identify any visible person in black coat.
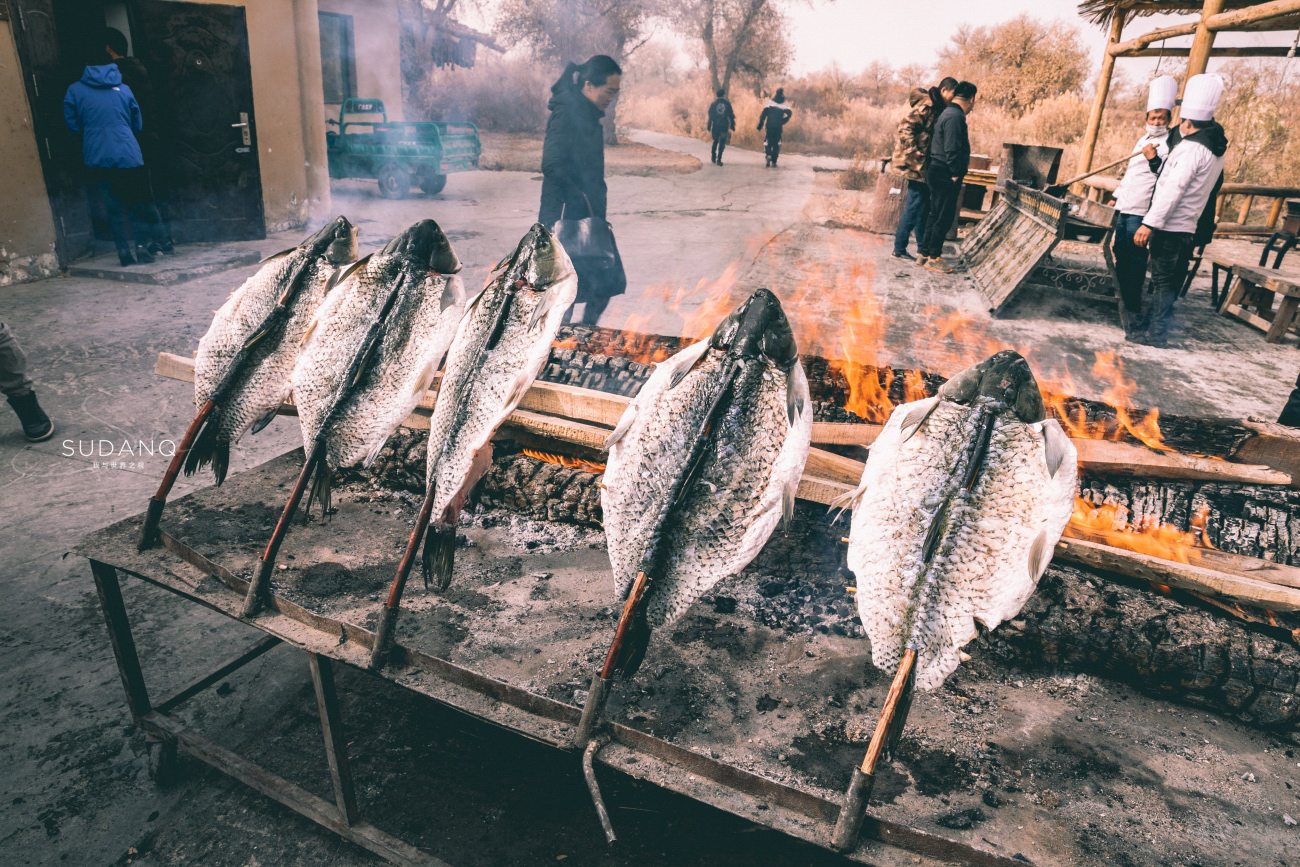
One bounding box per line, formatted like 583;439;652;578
540;55;623;326
707;89;736;165
919;80;976;272
757;88;792;167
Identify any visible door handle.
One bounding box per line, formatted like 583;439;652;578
233;112;251;146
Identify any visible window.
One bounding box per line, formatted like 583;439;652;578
319;12;355;104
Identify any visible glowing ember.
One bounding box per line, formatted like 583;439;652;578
522;448;606;474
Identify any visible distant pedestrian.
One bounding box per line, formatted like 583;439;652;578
1130;74;1227;348
891;76;956;260
919;80;976;273
63;46;169;266
540;54;625;326
707;89;736;166
1111;75;1177;334
757;88;793;168
102;27;174;252
1;322;53;443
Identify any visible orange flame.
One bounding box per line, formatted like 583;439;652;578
1069;498;1216;564
522;448;606;474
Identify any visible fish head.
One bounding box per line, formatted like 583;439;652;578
383;219;461;274
709;288;798;371
304;216;359;265
505;223;574;290
937;350;1046;422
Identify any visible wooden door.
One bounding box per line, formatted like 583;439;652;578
131;0;265;242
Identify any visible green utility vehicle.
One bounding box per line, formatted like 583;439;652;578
325;98;481;198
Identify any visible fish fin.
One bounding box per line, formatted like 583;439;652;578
667;342;711;390
1028;528;1052;582
258;247;296;264
899;397;940;444
300;316;319;348
503;369;534;413
322;264;346;295
423;522;457;592
459;444;495;515
526;289;556;331
827;480;867;523
604;404;637;450
782;482;797;528
439;278;465;313
1041;419;1070;478
305;460;333;521
333;253;371;287
181;407;230;484
787;379;806;426
609;609;652;679
249;406;279;435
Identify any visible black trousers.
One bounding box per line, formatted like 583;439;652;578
1112;212;1149;315
87;166;167;253
764;131;782;165
920;168;960;259
711;132;729;163
1128;227;1193;345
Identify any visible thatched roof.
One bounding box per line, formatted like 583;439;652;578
1079;1;1294;26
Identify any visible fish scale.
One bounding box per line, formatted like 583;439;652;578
847;391;1077;691
292;222;466;477
602;309;812;634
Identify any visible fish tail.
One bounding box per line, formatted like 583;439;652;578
305;459;333;520
423;523;456;591
182;407;228;484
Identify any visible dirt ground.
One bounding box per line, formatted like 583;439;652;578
4;129;1300;867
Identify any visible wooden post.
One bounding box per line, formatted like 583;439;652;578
1177;0;1227;116
1238;195;1255;226
1078;10;1126;178
1268;197;1285;229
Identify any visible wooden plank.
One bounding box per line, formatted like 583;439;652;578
151;353;1291;486
1266;296;1300;342
1054;537;1300;612
153;635;282;714
309;653;360;825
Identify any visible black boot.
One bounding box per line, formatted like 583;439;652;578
135;245;156;264
7;391;53;442
118;247;136;266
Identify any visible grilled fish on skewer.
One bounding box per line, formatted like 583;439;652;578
419;222;578;589
187;216;357;484
842;349;1078;691
368;223;576;669
599;287;812;678
291;219;467;515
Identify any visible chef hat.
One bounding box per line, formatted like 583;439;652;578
1146;75;1178;112
1181;73;1224;121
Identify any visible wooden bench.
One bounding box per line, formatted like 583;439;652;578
1218;263;1300;343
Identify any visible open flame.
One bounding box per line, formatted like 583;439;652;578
522;448;606;474
1069;497;1216;564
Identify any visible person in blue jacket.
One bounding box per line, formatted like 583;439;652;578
63;50;168;266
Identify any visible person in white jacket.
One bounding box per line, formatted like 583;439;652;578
1112;75;1177;330
1132;74;1228;347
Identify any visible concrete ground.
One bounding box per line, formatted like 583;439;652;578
1;129;1296;866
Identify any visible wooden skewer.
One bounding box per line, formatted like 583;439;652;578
575;571;650;748
830;648;917;852
241;441;324;618
138;399;214;550
369;481;439;669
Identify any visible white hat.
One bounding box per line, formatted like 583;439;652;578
1146;75;1178;112
1181;73;1224;121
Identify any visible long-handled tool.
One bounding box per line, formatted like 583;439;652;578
1044;151;1142;198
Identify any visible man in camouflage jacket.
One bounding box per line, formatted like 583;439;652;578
891;77;955;259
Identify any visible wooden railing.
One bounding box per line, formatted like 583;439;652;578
1079;176;1300;236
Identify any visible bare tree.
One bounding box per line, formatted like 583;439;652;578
671;0;798;96
938;14;1088;114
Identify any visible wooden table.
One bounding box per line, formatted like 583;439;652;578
1218;263;1300;343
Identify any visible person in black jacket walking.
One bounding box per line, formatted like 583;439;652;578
757;88;793;167
707;89;736;165
919;81;976;272
539;55;623;325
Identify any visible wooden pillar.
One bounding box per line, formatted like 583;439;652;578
1078;9;1126;176
1176;0;1227;115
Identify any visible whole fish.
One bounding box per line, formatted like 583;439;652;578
420;223;577;588
841;350;1077;692
186;216;357;483
291;219;467;513
600;288;812;678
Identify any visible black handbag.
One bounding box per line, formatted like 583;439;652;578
550;194;626;297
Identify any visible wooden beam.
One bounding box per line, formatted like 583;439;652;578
1182;0;1227;102
1206;0;1300;31
1081;9;1127;176
1118;46;1300;57
1109;19;1199;56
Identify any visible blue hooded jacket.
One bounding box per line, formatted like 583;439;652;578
63;64;144;169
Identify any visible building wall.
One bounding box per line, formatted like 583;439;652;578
0;21;60;288
319;0;403;123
